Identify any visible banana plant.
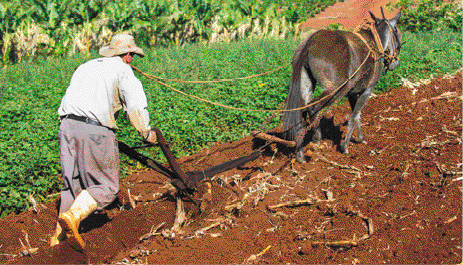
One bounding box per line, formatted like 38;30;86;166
174;0;218;41
69;0;104;25
0;1;34;34
28;0;73;30
0;1;35;63
103;0;140;31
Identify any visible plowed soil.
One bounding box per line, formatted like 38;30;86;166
1;1;462;264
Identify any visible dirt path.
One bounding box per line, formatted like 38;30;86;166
299;0;400;29
0;1;462;264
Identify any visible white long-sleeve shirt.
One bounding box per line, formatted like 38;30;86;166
58;56;151;139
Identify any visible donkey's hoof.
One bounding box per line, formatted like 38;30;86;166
340;142;349;154
296;150;307;163
352;137;367;144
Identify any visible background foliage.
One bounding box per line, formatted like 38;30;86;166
0;0;339;64
390;0;462;32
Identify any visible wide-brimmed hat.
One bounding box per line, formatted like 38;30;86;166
99;34;144;58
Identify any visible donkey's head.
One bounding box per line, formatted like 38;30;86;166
369;8;402;71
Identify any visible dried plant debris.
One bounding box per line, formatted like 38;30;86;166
139;222;165;243
267;196;335;212
243;245;272;264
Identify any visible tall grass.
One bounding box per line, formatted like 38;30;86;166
0;30;461;218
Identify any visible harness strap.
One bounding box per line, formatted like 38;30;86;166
353;20;399;67
353;21;383;61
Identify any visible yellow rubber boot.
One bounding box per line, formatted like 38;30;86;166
50;222;66;247
58;190;97;251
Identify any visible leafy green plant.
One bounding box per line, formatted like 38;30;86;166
390;0;462;32
376;30;462;90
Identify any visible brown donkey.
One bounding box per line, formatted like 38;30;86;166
283;8;402;162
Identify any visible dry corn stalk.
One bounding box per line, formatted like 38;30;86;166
267;197;335;212
171;196;187;233
139;222;165;243
127;188;136;209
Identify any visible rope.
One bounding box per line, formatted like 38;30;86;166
130;49;372;113
139;63;291;83
354;20;383;57
353;20;399;67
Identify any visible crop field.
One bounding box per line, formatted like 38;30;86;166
0;0;461;263
0;29;461;218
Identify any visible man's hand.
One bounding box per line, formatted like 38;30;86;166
145;130;157;143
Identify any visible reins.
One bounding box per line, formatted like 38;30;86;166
136;62;291;84
130;19;397;114
354;21;383;61
130;49;371;113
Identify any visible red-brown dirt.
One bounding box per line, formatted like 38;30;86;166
1;1;462;264
2;71;461;264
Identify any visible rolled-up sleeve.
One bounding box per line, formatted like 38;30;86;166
119;68;151;139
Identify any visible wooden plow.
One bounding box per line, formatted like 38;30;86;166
118;127;263;205
119;128;297;204
119;127;296;233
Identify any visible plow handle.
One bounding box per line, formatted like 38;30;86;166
117;140;188;191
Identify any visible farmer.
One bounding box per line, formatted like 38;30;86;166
50;34;157;250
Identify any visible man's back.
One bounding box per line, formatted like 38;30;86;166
58;56;138;129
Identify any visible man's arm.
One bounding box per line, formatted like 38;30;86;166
119;69;156;142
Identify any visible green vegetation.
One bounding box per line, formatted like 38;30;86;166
376;30;462;90
0;0;338;64
390;0;462;32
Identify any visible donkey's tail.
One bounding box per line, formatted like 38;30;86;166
283;38;310;141
283;71;302;141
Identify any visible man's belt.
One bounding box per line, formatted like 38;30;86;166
60;114;102;126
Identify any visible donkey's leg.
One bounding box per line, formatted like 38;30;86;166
341;91;371;153
306;106;322;142
295;66;315;163
347;94;365;143
295;124;310;163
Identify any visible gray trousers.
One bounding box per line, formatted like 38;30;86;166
59;118;119;213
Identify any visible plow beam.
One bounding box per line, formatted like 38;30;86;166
251;130;296;147
118;141;188;192
119;128;264;196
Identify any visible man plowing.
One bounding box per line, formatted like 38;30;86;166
51;34;157;251
50;33;266;252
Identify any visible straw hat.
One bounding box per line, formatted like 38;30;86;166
99;34;144;58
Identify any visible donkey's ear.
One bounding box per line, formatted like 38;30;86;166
389;11;402;27
369;11;378;22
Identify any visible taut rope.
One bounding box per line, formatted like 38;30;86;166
137;63;291;84
130;48;371;113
